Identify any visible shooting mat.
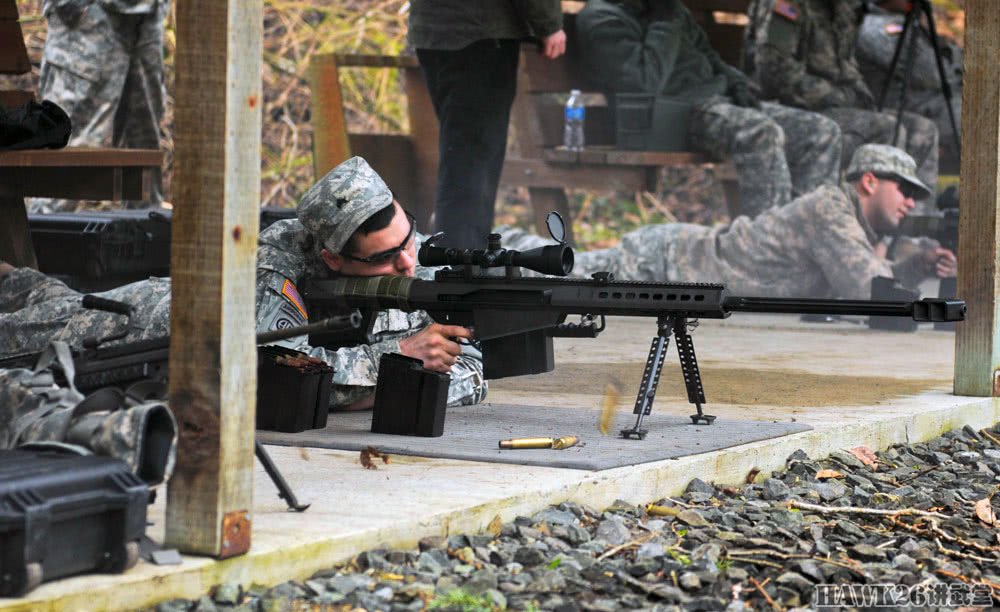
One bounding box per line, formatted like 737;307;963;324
256;403;811;471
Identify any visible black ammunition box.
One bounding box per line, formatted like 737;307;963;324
256;345;334;433
371;353;450;437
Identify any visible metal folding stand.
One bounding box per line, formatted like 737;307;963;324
877;0;960;156
620;315;714;440
255;441;310;512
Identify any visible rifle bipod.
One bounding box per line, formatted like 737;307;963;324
255;441;310;512
620;315;714;440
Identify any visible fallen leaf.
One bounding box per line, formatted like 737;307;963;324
599;383;619;435
974;498;997;526
745;468;760;484
360;446;380;470
848;446;879;469
487;515;503;538
816;469;843;479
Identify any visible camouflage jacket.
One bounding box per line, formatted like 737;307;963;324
576;0;752;103
746;0;873;111
500;182;928;299
255;219;486;409
408;0;562;51
856;4;963;103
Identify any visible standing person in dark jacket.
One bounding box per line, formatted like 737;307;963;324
576;0;843;218
409;1;566;249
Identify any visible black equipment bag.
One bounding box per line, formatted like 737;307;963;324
27;207;297;292
0;99;71;152
0;448;148;596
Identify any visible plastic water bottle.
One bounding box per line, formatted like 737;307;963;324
563;89;585;151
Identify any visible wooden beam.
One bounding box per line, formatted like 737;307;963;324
165;0;262;556
954;0;1000;397
308;54;351;179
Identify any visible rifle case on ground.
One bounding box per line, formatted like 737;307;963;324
0;448;148;596
27;207;297;291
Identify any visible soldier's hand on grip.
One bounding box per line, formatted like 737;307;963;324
397;323;473;373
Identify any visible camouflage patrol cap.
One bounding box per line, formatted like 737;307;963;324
296;156;393;253
845;144;933;200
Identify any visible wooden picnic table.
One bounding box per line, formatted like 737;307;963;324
0;147;163;267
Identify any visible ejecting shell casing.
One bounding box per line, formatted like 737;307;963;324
498;436;579;450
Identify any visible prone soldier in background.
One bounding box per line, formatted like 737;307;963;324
500;144;956;300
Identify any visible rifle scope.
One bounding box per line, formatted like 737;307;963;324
419;233;574;277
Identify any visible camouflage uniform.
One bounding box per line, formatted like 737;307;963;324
0;367;177;484
502;144;933;300
576;0;842;218
856;3;962;164
32;0;169;212
255;220;487;409
745;0;939;210
0;266;171;357
257;156;487;409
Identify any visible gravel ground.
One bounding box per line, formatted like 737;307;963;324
146;421;1000;612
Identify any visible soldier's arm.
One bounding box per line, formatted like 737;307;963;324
576;2;683;94
804;189;895;299
512;0;563;40
757;9;851;109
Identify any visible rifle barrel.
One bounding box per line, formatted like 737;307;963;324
723;296;965;322
256;310;361;345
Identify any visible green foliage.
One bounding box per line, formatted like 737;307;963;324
715;557;733;572
667;549;692;566
427;588;500;612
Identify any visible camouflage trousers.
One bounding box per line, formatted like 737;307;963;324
31;0;169;212
0;267;171;358
692;98;842;218
823;107;939;213
0;367;177;484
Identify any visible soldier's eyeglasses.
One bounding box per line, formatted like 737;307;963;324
340;211;416;265
876;174;921;200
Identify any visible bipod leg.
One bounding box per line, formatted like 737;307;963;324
255;440;310;512
674;317;714;425
621;315;674;440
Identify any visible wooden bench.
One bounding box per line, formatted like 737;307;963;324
309;0;749;243
0;0;163;268
501;0;750;243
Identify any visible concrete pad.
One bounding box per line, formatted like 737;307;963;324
3;314;995;612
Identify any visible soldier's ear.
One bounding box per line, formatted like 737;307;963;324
861;172;878;195
321;248;343;272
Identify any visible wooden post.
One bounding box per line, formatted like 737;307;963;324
954;0;1000;397
165;0;262;556
308;54;352;180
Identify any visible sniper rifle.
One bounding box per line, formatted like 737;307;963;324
301;215;965;440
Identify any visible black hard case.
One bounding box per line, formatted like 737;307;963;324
0;449;148;596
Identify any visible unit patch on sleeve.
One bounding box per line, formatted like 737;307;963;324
773;0;800;21
281;279;308;320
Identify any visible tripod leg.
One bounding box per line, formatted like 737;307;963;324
919;0;961;156
674;318;714;425
621;316;673;440
255;440;310;512
893;16;921;147
878;8;917;112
